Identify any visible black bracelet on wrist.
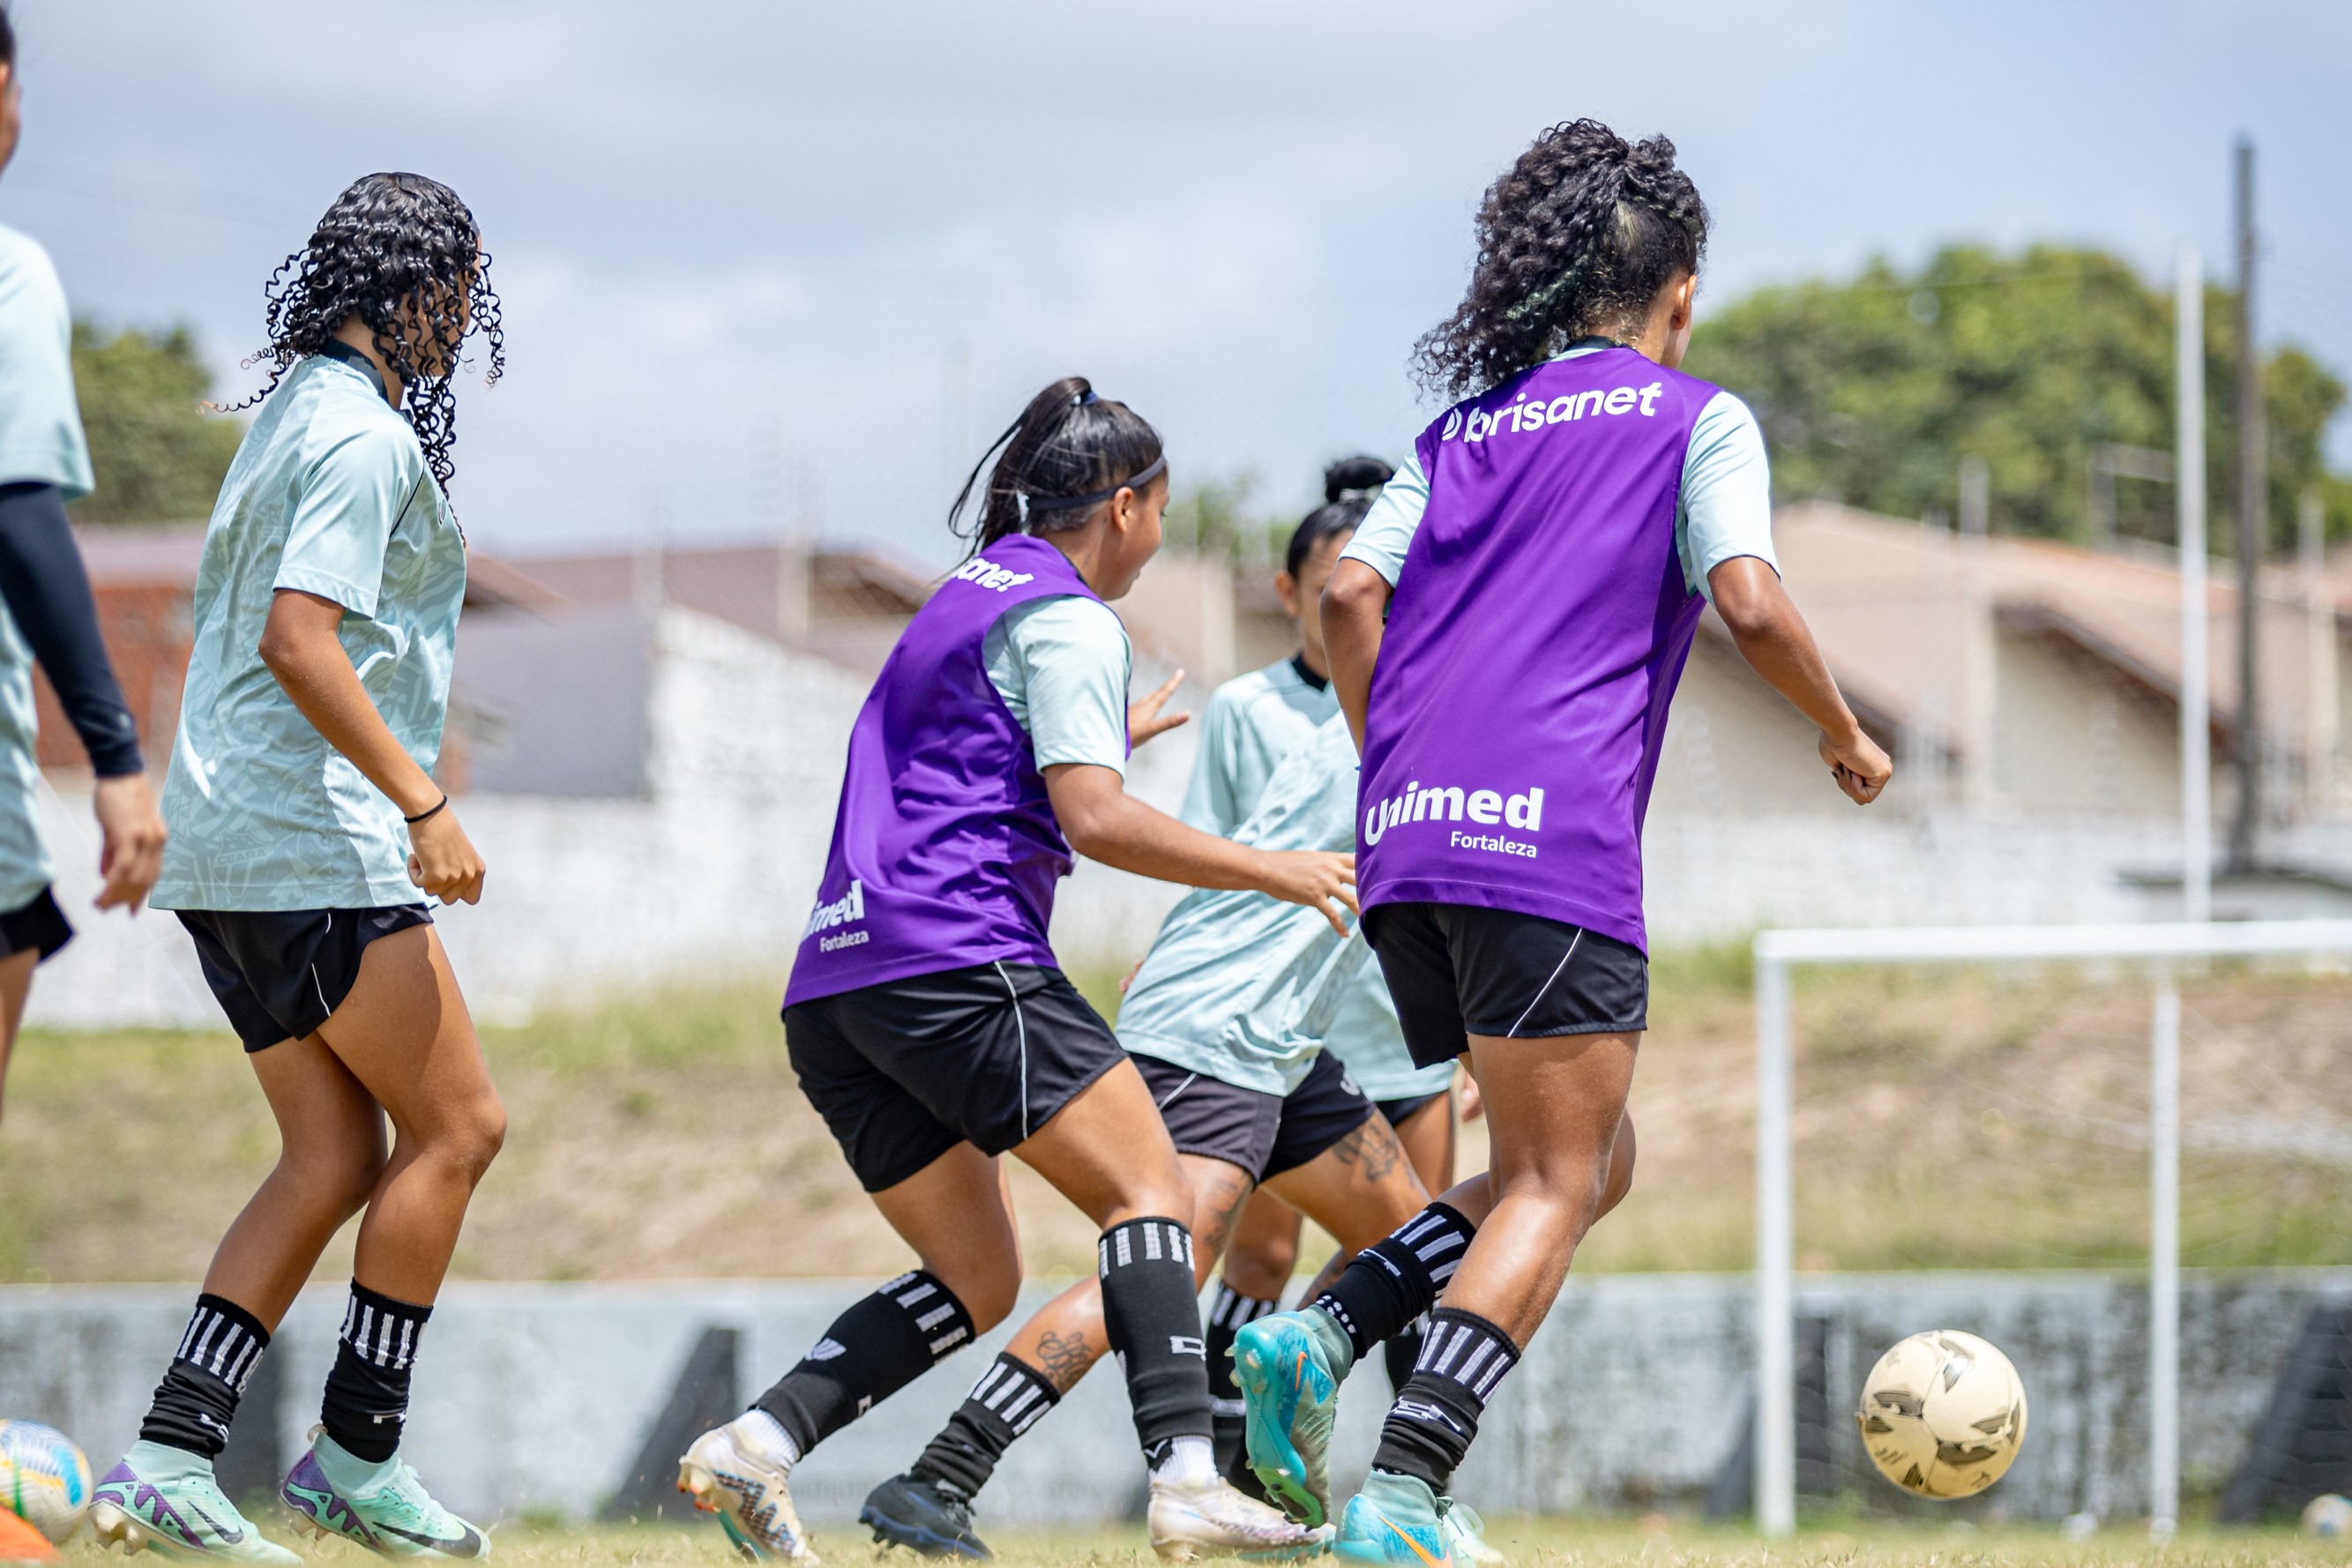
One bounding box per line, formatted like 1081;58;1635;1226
404;795;450;825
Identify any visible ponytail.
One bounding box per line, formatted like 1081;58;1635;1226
1283;454;1393;578
1415;118;1709;399
949;377;1166;558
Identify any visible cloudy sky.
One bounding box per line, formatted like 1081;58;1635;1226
5;0;2348;567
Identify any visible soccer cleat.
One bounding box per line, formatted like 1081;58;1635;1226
1146;1476;1327;1563
1438;1499;1504;1566
1332;1471;1452;1568
677;1416;815;1563
1231;1309;1351;1528
87;1442;302;1563
280;1433;487;1558
857;1474;990;1560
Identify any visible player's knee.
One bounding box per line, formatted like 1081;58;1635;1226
285;1142;384;1223
437;1091;506;1185
1222;1238;1293;1301
930;1253;1020;1333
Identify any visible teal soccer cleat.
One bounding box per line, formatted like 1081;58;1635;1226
280;1432;487;1558
89;1442;302;1563
1230;1308;1353;1528
1332;1471;1452;1568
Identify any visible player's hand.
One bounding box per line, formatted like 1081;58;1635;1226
1128;669;1191;748
407;804;487;906
1458;1070;1484;1123
91;773;168;913
1118;956;1146;995
1255;848;1357;936
1819;726;1893;805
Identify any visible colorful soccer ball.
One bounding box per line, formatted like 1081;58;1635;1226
0;1422;91;1545
1855;1330;2028;1499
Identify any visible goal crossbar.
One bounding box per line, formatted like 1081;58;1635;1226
1750;918;2352;1535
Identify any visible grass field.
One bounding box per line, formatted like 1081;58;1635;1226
2;949;2348;1285
49;1517;2352;1568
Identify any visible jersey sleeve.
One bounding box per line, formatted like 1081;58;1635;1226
987;595;1132;776
1677;391;1777;603
1178;686;1246;833
1337;453;1430;586
0;234;95;501
273;426;422;619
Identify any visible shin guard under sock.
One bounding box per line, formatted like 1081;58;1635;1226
908;1352;1060;1500
1310;1203;1475;1362
321;1283;432;1464
1097;1216;1211;1461
140;1295;270;1459
1370;1308;1520;1494
755;1270;974;1456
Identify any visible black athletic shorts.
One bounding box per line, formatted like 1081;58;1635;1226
176;905;435;1053
0;885;72;964
1374;1089;1448;1128
785;961;1127;1193
1130;1048;1376;1183
1364;900;1647;1071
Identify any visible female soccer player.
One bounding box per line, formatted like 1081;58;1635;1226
1175;460;1460;1467
91;173;505;1564
856;712;1437;1562
679;378;1348;1563
0;7;170;1122
1236;121;1893;1564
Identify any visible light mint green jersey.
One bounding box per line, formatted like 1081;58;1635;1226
1169;660;1452;1102
1179;657;1334;835
0;226;93;912
151;352;466;911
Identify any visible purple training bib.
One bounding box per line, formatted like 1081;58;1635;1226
1357;347;1719;955
785;534;1119;1005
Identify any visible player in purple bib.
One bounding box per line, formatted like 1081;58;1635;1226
1232;123;1893;1564
681;378;1349;1563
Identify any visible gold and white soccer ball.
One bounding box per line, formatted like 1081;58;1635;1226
1855;1330;2028;1499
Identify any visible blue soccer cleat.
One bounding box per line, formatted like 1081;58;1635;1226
1332;1471;1452;1568
1230;1308;1353;1528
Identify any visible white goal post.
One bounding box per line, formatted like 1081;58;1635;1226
1750;918;2352;1535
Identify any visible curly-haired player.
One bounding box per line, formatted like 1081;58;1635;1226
91;174;504;1564
1236;120;1892;1564
0;4;170;1125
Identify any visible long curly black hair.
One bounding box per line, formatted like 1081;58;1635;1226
226;173;504;491
949;376;1165;559
1415;119;1708;400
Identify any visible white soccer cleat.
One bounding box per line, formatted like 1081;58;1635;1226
677;1416;816;1563
1147;1476;1328;1562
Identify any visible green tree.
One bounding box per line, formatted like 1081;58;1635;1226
69;322;243;526
1683;244;2350;551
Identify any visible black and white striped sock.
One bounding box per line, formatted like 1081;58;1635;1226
754;1270;976;1457
1310;1202;1476;1362
321;1282;433;1463
1370;1308;1521;1493
1096;1216;1212;1463
908;1352;1063;1499
1204;1281;1280;1489
139;1295;271;1459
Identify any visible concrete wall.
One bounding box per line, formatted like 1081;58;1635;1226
4;1271;2343;1531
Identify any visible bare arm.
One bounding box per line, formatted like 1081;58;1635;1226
258;588;486;903
1706;556;1893;804
1322;558;1393;753
1043;763;1356;933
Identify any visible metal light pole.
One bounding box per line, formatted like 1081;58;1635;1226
2177;244;2211;922
2229;138;2264;871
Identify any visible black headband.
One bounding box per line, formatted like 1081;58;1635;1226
1026;454;1168;513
